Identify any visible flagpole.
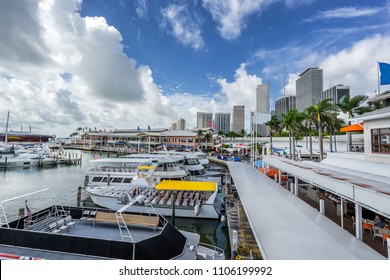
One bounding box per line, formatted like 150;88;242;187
377;61;381;95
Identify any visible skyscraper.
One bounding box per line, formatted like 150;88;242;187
256;83;270;114
275;96;296;120
177;118;186;130
321;84;349;104
232;106;245;133
214;113;231;134
296;67;323;112
196;112;213;128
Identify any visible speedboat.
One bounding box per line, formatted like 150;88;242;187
85;165;220;219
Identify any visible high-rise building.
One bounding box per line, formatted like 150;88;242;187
196;112;213;128
214;113;231;134
296;67;323;112
170;122;178;131
232;106;245;133
321;84;349;104
177;118;186;130
275;96;296;120
256;83;270;114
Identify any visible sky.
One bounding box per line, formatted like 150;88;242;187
1;0;390;137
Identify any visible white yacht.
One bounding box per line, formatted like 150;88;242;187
85;157;189;187
0;153;41;168
123;153;206;176
86;165;220;219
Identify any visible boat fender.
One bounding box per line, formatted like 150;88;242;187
194;204;200;216
220;215;226;223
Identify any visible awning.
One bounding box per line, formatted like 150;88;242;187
155;180;216;191
340;122;364;132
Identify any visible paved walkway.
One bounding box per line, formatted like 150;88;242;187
226;161;386;260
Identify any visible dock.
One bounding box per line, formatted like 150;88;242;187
211;156;387;259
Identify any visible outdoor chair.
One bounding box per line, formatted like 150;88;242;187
79;210;90;224
86;211;97;224
382;229;390;246
351;216;355;228
372;226;384;242
64;215;76;229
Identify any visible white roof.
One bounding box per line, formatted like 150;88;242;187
263;155;390;218
227;161;386;260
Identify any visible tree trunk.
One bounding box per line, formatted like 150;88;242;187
329;130;333;152
334;134;337;152
319;126;324;161
309;128;313;160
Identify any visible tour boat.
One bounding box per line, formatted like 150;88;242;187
85;165;220;219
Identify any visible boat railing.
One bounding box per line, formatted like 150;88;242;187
197;242;225;259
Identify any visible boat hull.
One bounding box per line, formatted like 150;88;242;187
87;192;219;219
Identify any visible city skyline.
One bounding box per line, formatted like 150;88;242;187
1;0;390;137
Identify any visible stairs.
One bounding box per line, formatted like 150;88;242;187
115;204;134;242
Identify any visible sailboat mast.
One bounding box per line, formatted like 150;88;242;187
5;111;10;146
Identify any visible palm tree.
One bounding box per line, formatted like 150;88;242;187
337;93;369;118
265;115;281;154
281;109;305;159
196;129;203;149
303;108;315;159
217;130;224;145
203;133;213;151
307;98;338;160
337;93;368;152
326;115;345;153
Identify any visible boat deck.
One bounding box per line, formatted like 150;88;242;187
226;161;386;260
0;215;200;260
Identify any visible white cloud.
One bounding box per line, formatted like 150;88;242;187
202;0;271;40
135;0;148;19
161;4;204;50
320;34;390;96
307;6;383;22
278;34;390;101
0;0;176;136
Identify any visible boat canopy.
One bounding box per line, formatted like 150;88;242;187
155;180;216;191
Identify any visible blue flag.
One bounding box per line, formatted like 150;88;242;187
379;62;390;85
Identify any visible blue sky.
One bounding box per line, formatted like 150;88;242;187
1;0;390;136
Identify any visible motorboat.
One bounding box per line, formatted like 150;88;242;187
0;153;41;168
85;157;189;187
0;189;225;260
85;165;220;219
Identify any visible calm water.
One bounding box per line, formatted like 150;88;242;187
0;150;230;255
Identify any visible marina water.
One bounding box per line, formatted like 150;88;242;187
0;150;230;256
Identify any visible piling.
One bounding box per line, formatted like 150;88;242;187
77;186;82;207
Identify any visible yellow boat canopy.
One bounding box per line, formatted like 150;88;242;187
155;180;217;192
137;165;156;170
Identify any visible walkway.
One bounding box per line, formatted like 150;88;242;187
226;161;386;260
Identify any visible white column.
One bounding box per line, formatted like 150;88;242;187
340;197;344;229
294;181;298;196
355;204;363;241
319;199;325;215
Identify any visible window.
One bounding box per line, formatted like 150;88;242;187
371;128;390;153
